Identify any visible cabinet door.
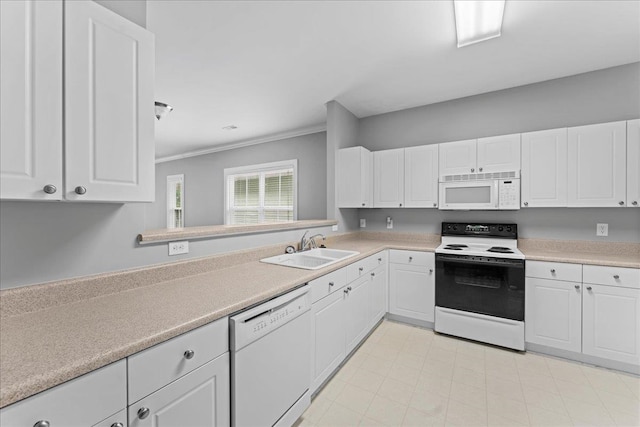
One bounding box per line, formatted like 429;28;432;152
65;0;155;202
374;148;405;207
438;139;477;176
583;284;640;365
310;290;346;393
344;275;372;354
0;0;63;200
627;119;640;207
129;353;230;427
404;145;439;208
568;121;627;207
369;265;387;327
389;262;434;322
337;146;372;208
521;128;568;207
477;134;521;173
525;278;581;352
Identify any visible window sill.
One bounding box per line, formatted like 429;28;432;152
137;219;337;245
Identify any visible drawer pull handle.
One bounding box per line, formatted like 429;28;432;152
138;407;151;420
586;286;593;291
33;422;50;427
184;349;195;360
574;285;580;290
328;281;334;287
613;275;620;280
111;423;124;427
550;269;556;274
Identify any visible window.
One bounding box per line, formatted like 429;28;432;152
224;160;297;225
167;174;184;228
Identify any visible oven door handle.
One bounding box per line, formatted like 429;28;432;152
436;255;524;268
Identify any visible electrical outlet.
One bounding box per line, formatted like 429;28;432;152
332;224;338;232
596;223;608;237
386;216;393;229
169;240;189;255
360;218;366;228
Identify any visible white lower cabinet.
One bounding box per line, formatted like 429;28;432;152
370;265;387;327
344;275;373;354
388;251;435;323
129;353;230;427
525;277;582;352
0;360;127;427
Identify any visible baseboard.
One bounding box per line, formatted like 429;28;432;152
385;313;434;329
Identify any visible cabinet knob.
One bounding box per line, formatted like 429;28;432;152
471;168;475;173
409;256;413;262
362;203;365;207
399;203;402;207
586;286;593;291
371;272;375;277
74;186;87;195
359;267;363;272
43;184;57;194
479;167;483;172
138;407;151;420
184;349;195;359
344;288;350;294
111;423;124;427
613;275;620;280
633;201;638;206
574;285;580;290
433;203;437;207
33;422;50;427
550;269;556;274
378;258;382;262
524;201;529;206
618;201;624;206
429;269;434;274
328;281;334;287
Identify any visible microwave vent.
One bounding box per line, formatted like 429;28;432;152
441;170;518;182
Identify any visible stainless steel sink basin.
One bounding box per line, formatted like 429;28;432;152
260;248;360;270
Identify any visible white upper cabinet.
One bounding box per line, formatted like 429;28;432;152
627;119;640;207
337;146;373;208
0;0;155;202
568;121;627;207
404;145;439;208
0;0;63;200
374;148;404;207
439;135;520;177
476;134;521;173
521;128;568;207
65;1;155;202
438;139;477;176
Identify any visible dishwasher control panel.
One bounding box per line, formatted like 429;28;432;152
231;285;311;351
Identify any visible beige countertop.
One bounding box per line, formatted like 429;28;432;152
1;232;637;408
0;234;437;408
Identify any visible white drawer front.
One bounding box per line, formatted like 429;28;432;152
389;250;432;267
310;267;347;303
0;360;126;427
526;260;582;282
583;265;640;289
346;252;387;283
128;317;229;404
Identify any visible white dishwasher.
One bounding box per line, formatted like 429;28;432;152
230;285;311;427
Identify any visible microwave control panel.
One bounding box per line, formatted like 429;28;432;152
498;179;520;209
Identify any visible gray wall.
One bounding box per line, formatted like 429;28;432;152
94;0;147;28
148;132;327;229
355;63;640;243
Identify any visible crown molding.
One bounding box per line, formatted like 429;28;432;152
155;124;327;164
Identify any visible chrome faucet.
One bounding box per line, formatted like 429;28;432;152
298;230;326;251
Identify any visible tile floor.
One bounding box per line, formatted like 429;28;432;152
296;320;640;427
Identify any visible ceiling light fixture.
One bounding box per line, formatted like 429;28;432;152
454;0;506;48
155;101;173;120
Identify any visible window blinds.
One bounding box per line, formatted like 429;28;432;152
227;168;294;224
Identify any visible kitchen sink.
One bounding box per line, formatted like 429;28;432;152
260;248;360;270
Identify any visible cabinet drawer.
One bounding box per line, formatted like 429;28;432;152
128;316;228;404
346;252;387;283
0;360;126;427
583;265;640;289
389;250;432;267
310;267;348;303
525;261;582;282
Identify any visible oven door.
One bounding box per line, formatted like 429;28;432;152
435;254;525;321
439;180;498;210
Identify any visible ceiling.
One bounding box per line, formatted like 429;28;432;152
147;1;640;160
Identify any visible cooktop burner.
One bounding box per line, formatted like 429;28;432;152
487;246;514;253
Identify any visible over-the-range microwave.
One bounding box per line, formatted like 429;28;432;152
438;171;520;210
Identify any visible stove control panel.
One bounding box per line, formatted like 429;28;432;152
442;222;517;239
